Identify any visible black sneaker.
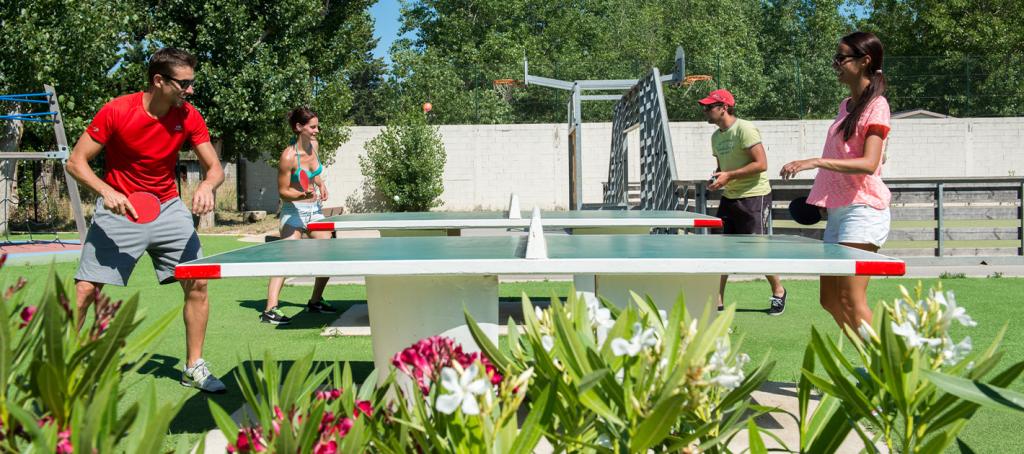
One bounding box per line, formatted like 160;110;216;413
768;290;786;316
260;308;292;325
307;299;337;314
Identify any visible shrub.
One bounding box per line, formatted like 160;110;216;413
359;110;446;212
0;253;180;453
798;283;1024;452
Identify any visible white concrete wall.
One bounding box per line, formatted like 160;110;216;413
242;117;1024;212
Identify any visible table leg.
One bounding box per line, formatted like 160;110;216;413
365;275;499;381
573;274;719;321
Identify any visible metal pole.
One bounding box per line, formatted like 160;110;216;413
936;182;944;257
1019;182;1024;255
572;84;583;210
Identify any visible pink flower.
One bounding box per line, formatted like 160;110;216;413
315;388;342;402
273;406;284;421
354;400;373;418
18;306;36;328
5;277;27;300
227;427;266;453
313;440;338;454
336;417;353;438
56;429;73;454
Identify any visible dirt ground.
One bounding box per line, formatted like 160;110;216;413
198;210;282;235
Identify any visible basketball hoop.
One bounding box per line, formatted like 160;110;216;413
493;79;524;102
674;75;714;96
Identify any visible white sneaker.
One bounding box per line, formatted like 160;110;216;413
181;358;227;393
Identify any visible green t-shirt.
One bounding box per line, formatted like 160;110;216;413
711;118;771;199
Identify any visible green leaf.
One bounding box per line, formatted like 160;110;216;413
630;394;687;452
208;401;240;445
508;381;556;454
746;419;768;454
465;308;512;373
923;366;1024;413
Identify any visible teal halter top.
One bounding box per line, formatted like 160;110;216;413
290;138;323;183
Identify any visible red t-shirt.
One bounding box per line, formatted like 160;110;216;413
87;92;211;202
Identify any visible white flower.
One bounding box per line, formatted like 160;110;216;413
534;306;545;321
435;364;488;415
611;323;658;357
706;339;749;390
592;307;615;347
891;321;941;349
658;309;668;325
858;321;880;343
935;290;976;328
894;298;919;327
541;335;554;352
941;335;972;365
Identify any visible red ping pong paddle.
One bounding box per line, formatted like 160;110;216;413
298;171;311;193
127;192;160;224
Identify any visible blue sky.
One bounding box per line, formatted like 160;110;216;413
370;0;407;67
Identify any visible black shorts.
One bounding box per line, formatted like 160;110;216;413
716;193;772;234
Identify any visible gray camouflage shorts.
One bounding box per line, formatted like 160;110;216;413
76;197;203;286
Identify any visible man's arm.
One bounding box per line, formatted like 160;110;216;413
190;141;224;215
709;143;768;191
67;133;137;218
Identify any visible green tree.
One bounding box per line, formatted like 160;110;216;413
755;0;852;119
0;0;137;233
359;110;446;211
128;0;382;163
857;0;1024;116
389;0;772;123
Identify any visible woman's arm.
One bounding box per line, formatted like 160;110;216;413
780;132;885;179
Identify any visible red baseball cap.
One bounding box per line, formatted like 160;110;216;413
698;89;735;107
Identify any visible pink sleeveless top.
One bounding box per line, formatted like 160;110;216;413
807;96;892;210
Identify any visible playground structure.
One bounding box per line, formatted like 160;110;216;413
521;47;711;210
0;85;88;244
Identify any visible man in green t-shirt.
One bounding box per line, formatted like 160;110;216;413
700;88;787;316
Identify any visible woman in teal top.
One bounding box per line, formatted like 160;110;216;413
262;107;337;324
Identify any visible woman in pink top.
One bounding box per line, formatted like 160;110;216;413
780;31;891;330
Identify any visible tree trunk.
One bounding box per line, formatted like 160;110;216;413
0;109;23;236
193;139;220;230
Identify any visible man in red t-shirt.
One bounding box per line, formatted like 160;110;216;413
67;48;227;393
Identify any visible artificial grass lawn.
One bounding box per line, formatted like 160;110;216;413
4;235;1022;453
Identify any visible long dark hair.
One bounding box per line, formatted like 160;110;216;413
288;107;318;133
838;31;886;141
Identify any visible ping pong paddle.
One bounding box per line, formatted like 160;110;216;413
126;192;160;224
789;196;822;226
298;171;311;193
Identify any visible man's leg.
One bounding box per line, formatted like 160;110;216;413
181;278;209;367
74;280;104;328
146;198;224;393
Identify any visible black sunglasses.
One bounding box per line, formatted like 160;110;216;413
160;73;194;90
832;53;862;65
702;103;724;111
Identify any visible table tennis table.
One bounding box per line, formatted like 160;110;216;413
307;209;722;235
176;221;905;377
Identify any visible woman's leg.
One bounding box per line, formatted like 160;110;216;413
820;242;879;330
266;226;303;312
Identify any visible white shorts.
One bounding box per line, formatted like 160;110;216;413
823;204;891;247
280;201;324;231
